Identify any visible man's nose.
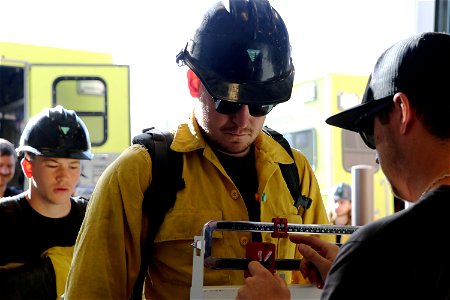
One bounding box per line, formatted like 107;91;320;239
231;105;251;127
0;166;11;174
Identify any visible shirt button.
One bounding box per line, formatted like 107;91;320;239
231;189;239;199
239;236;249;246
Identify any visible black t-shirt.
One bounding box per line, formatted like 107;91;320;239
322;185;450;300
214;146;259;221
214;146;261;242
0;195;88;265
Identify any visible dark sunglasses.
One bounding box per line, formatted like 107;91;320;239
355;98;394;149
213;98;274;117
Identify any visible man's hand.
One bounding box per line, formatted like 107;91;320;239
290;235;339;289
236;261;290;300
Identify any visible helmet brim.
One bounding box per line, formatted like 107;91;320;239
16;145;93;160
185;55;295;105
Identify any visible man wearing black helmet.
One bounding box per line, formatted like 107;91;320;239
65;1;331;299
236;32;450;300
0;105;93;299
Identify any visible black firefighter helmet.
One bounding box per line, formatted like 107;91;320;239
16;105;93;160
176;0;295;106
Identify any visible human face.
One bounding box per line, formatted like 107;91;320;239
0;154;16;187
27;156;81;205
373;111;407;201
195;85;267;156
370;94;410;201
334;199;351;217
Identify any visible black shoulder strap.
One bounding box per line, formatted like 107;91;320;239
130;127;185;300
132;127;185;213
262;126;312;210
71;196;89;227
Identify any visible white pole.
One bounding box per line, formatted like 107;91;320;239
351;165;374;226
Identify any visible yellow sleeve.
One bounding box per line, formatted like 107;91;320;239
41;246;74;299
65;145;151;300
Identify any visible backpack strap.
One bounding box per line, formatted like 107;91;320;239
130;127;185;300
262;126;312;210
132;127;185;217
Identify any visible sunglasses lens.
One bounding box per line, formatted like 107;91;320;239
214;99;242;115
355;97;394;150
248;104;274;117
213;98;273;117
357;118;376;149
359;131;376;149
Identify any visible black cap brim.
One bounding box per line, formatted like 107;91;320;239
325;99;381;133
328;32;450;133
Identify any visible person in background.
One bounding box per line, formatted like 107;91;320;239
329;182;352;244
64;1;332;299
0;106;93;299
0;138;22;197
236;31;450;299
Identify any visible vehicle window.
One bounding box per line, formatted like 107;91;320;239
53;77;107;146
283;128;316;170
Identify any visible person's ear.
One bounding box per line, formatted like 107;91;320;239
21;157;33;178
394;92;414;134
187;69;200;98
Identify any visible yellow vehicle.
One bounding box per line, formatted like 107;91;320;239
266;73;394;220
0;41;130;198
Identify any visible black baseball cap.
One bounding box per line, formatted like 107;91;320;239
326;32;450;132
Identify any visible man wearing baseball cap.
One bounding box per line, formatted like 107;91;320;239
236;32;450;299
